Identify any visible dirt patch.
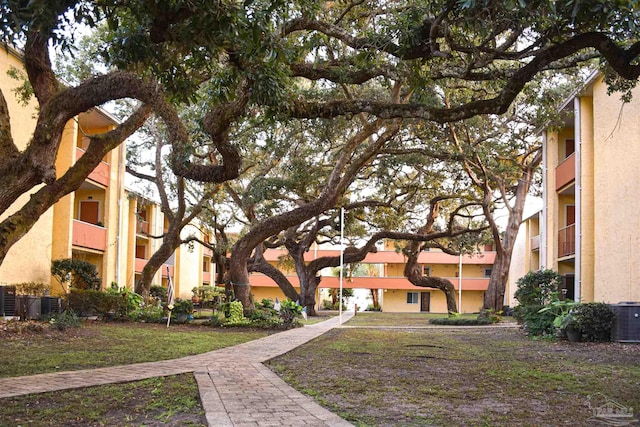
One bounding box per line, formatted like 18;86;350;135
267;327;640;426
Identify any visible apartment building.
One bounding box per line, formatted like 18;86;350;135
508;71;640;305
123;192;215;298
0;47;213;299
250;241;496;313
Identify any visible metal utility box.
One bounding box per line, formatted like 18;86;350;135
0;286;16;317
611;302;640;343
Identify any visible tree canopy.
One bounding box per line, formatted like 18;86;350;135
1;0;640;310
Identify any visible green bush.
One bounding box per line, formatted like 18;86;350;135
132;305;165;323
225;301;250;326
513;269;562;336
429;317;493;326
48;310;81;331
279;299;303;329
514;269;561;309
51;258;101;290
67;289;122;317
573;302;615;342
519;304;556;336
150;285;167;302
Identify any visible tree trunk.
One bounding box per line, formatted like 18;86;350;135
248;254;300;302
483;249;512;312
299;273;320;316
370;289;380;309
482;162;537;312
404;246;457;312
135;233;181;300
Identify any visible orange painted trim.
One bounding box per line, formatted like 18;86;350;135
249;273;489;291
556;153;575;190
72;219;106;251
261;249;495;264
76;147;111;187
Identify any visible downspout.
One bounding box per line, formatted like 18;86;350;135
541;132;547;270
574;97;582;301
115;141;125;287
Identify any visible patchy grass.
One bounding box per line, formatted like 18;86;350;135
267;327;640;426
302;312;336;325
0;374;205;426
345;311;479;327
0;321;271;378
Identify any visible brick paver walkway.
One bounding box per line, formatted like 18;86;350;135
0;313;354;426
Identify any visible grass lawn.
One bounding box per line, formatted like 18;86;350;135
345;311;481;327
267;320;640;426
0;320;271;377
0;374;205;426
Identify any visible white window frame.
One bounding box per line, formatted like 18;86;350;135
407;292;419;304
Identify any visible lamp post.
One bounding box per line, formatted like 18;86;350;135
339;207;345;324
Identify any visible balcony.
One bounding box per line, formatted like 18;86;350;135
530;235;540;251
76;148;110;187
136;219;149;235
203;271;211;283
135;258;175;278
72;220;107;251
556;153;575;191
558;224;575;258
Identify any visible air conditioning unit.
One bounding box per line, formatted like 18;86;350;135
611;302;640;343
41;297;62;316
0;286;17;317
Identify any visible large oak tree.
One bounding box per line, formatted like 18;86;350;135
1;0;639;311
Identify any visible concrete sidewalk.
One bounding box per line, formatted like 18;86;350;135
0;313;354;426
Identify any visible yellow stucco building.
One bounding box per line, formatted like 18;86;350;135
509;71;640;305
0;47;213;300
251;242;496;313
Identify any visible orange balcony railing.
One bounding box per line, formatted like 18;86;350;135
530;235;540;251
136;220;149;235
135;259;175;278
72;220;106;251
202;271;211;283
558;224;575;258
75;147;110;187
556;153;575;191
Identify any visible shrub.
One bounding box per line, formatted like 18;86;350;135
132;305;165;323
67;289;122;317
573;303;615;342
225;301;250;326
517;304;556;336
150;285;167;302
171;299;194;315
479;309;503;323
365;304;382;311
429;317;493;326
51;258;101;291
513;269;562;336
279;299;303;329
48;310;81;331
514;269;562;309
14;281;49;296
192;285;223;309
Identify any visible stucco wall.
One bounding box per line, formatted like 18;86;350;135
381;289;484;313
592;80;640;303
0;49;54;286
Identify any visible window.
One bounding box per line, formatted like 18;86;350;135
422;266;431;276
484;268;493;278
407;292;419;304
